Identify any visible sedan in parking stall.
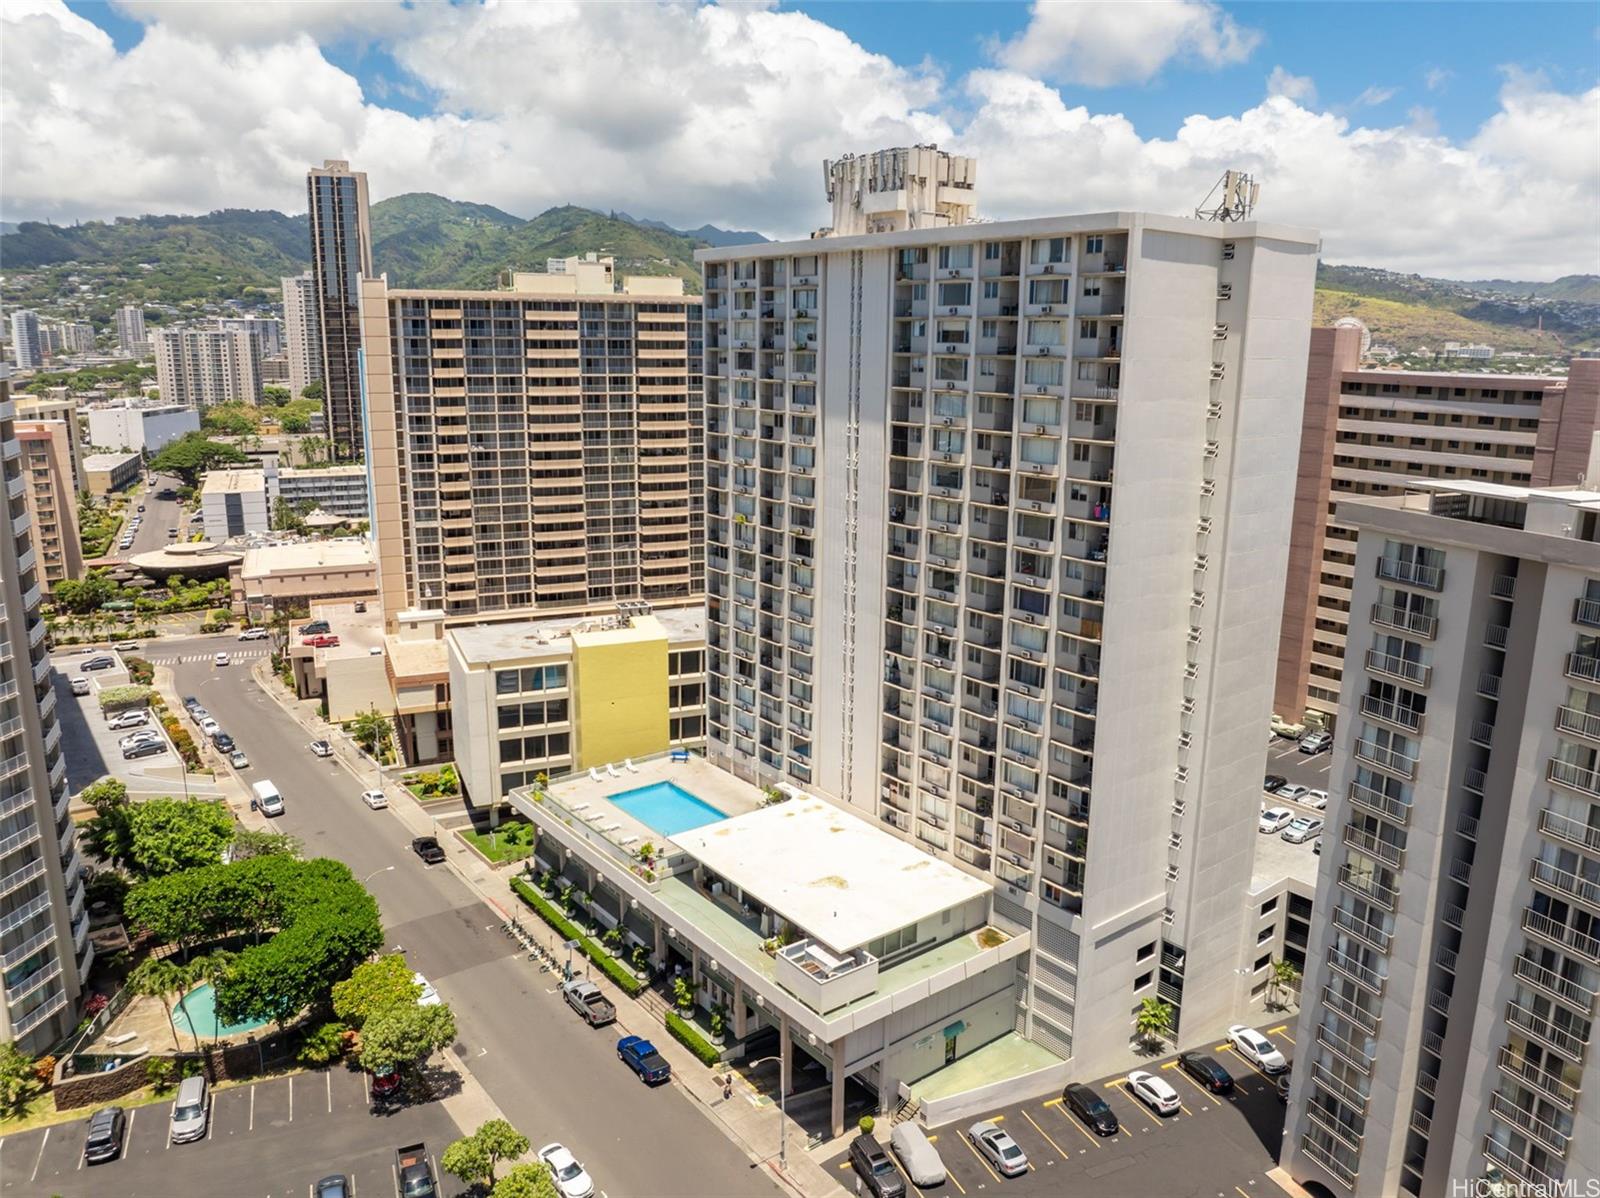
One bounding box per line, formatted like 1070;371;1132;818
81;656;116;671
107;709;148;730
1263;774;1287;793
118;730;161;750
1299;730;1333;753
82;1105;126;1165
1063;1082;1119;1136
968;1121;1028;1177
1127;1069;1182;1116
124;740;167;760
1259;807;1294;834
70;678;92;696
1177;1052;1234;1094
1303;788;1329;810
1276;783;1311;803
1228;1025;1289;1074
1282;816;1324;844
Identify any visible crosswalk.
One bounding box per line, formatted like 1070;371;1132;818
143;648;271;665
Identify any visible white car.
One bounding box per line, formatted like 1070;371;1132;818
360;789;388;810
214;652;230;666
1126;1069;1181;1116
1228;1024;1288;1074
308;740;333;758
1259;806;1294;834
1282;816;1324;844
107;709;149;731
537;1143;595;1198
238;627;269;641
413;973;441;1007
70;678;91;696
199;717;221;737
118;730;162;750
1303;788;1329;810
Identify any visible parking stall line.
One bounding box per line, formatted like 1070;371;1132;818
1169;1063;1223;1106
327;1069;333;1113
1020;1109;1070;1163
1047;1098;1104;1149
1105;1080;1160;1132
958;1127;1003;1185
30;1128;49;1182
249;1083;255;1131
288;1074;294;1122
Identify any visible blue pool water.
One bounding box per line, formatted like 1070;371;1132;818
609;782;727;837
174;983;270;1040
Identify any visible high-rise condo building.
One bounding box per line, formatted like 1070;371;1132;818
698;147;1320;1077
1282;481;1600;1198
9;311;43;370
114;305;148;356
282;272;323;398
15;420;83;589
307;159;373;461
1275;327;1600;730
152;326;263;407
214;316;283;358
0;381;90;1050
359;264;703;626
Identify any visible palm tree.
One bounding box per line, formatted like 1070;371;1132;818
1133;996;1174;1050
190;949;236;1073
128;957;194;1054
1268;958;1302;1010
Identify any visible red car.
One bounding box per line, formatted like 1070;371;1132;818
302;634;341;648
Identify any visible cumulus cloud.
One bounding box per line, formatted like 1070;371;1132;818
3;0;1597;280
993;0;1261;87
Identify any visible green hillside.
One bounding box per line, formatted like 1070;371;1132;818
1312;289;1564;354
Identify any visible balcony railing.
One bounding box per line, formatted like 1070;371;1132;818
1376;556;1444;590
1338;864;1398;911
1299;1133;1358;1188
1309;1059;1370;1111
1488;1093;1571;1155
1315;1024;1374;1075
1556;705;1600;742
1522;907;1600;964
1327;945;1385;994
1575;597;1600;629
1530;858;1600;911
1304;1100;1364;1154
1370;603;1437;639
1497;1046;1581;1109
1483;1136;1560;1191
1365;649;1431;687
1353;739;1417;780
1347;782;1410;825
1565;653;1600;684
1513;954;1598;1013
1547;758;1600;798
1343;823;1405;868
1360;695;1423;732
1505;998;1590;1060
1538;807;1600;854
1332;906;1393;953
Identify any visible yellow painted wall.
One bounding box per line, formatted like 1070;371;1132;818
572;621;670;769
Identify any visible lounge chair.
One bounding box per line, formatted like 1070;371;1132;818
602;822;622;834
589;767;603;783
624;758;640;773
620;835;640;847
606;762;622;778
670;748;690;763
586;811;606;824
571;802;591;813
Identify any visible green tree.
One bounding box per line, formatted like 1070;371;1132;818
271;497;307;533
128;956;196;1054
1133;996;1174;1049
127;798;234;878
1268;958;1302;1009
300;380;324;400
331;954;421;1028
443;1120;530;1189
348;708;393;760
227;828;302;863
279;407;313;434
492;1163;559;1198
297;1021;349;1067
200;402;260;437
0;1043;39;1114
51;571;118;613
81;777;136;867
357;1000;457;1073
147;432;249;487
261;385;291;406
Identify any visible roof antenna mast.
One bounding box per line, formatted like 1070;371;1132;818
1194;169;1261;221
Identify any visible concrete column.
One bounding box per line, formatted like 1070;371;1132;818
733;979;748;1039
830;1037;847;1139
653;920;666;965
779;1012;793;1097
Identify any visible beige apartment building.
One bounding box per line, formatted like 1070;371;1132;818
1276;328;1600;729
152;325;263;407
360;260;704;626
13;394;82;491
14;422;82;590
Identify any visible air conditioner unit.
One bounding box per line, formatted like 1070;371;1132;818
948;307;960;316
1036;346;1051;355
1209;365;1225;380
1035;386;1048;394
1221;242;1236;260
941;416;954;426
1213;323;1229;338
1034;424;1048;435
1216;283;1233;300
1043;264;1055;274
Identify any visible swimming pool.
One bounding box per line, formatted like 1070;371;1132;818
609;782;727;837
174;982;270;1040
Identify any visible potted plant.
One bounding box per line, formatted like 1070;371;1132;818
709;1004;727;1046
673;975;695;1014
603;927;623;954
631;944;650;978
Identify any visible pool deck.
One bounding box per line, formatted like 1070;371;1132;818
532;753;764;853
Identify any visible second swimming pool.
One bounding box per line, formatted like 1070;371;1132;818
608;781;727;837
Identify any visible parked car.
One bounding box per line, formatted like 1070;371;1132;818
214;652;230;666
228;749;250;769
182;695;201;710
1276;783;1311;803
300;620;331;635
314;1177;350;1198
1298;730;1333;754
1127;1070;1182;1116
361;789;388;810
561;979;616;1027
889;1122;945;1188
1270;715;1307;739
70;678;91;696
81;656;115;671
1263;774;1287;793
187;705;209;725
302;634;340;648
1282;816;1324;844
394;1142;436;1198
617;1035;671;1084
1228;1025;1288;1074
371;1065;402;1105
83;1105;126;1164
238;627;269;641
308;740;333;757
107;709;148;731
199;717;221;737
119;730;161;750
411;836;445;865
168;1075;209;1144
1063;1082;1119;1135
967;1121;1028;1177
1177;1052;1234;1094
124;740;167;760
1303;788;1330;810
212;732;236;753
412;972;441;1007
537;1143;596;1198
1259;806;1294;834
848;1133;907;1198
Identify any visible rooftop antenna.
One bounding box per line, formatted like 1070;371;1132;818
1195;169;1261;222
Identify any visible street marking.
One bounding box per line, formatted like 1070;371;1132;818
1267;1025;1289;1035
288;1074;294;1121
1278;1031;1296;1045
1237;1189;1253;1198
326;1069;333;1113
1050;1102;1103;1149
249;1083;255;1131
30;1127;47;1181
1172;1065;1220;1103
958;1129;1002;1185
1021;1108;1069;1161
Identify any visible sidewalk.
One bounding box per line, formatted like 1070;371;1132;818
247;658;847;1198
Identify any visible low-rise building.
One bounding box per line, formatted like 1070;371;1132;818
231;537;377;621
199;468;269;540
80;451;141;496
84;402;199;455
275;464;369;521
449;604;706;802
15;421;83;588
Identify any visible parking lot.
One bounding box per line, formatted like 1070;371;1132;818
0;1065;461;1198
827;1023;1295;1197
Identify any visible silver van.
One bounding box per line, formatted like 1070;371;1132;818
169;1075;208;1143
890;1122;946;1188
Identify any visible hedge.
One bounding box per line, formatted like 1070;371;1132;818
665;1011;721;1066
509;878;646;997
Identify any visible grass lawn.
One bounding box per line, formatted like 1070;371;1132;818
458;825;535;863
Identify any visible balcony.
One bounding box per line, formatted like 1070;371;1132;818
1547;758;1600;799
1326;945;1385;994
1338;864;1398;911
1557;705;1600;743
1299;1133;1358;1188
1370;603;1437;639
1353;739;1416;780
774;938;879;1014
1489;1093;1570;1156
1505;997;1590;1059
1564;653;1600;684
1539;807;1600;854
1308;1059;1370;1112
1497;1046;1581;1109
1304;1100;1364;1154
1513;953;1597;1013
1359;694;1423;733
1575;597;1600;629
1483;1136;1560;1191
1375;556;1443;590
1365;650;1431;687
1348;781;1410;825
1315;1023;1374;1075
1343;823;1405;868
1331;906;1392;953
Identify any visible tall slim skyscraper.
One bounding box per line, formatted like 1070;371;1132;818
697;148;1320;1077
9;311;42;370
307;159;372;461
114;305;148;355
1283;482;1600;1198
0;381;90;1051
281;272;322;398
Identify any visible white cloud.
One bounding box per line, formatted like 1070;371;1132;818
1267;66;1317;105
1351;85;1398;108
993;0;1261;87
111;0;417;46
3;0;1597;280
1424;67;1452;92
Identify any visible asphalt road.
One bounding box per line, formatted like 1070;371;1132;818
165;634;778;1198
119;471;187;560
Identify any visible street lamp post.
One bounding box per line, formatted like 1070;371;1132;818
361;865;395;886
747;1055;788;1173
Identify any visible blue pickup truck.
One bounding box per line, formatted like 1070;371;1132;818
617;1035;671;1085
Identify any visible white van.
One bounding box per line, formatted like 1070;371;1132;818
169;1074;209;1144
251;780;285;818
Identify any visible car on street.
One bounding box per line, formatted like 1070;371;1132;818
1282;816;1324;844
83;1105;126;1165
314;1177;350;1198
119;730;161;750
199;717;221;737
1263;774;1287;793
1127;1069;1182;1116
213;731;236;753
412;973;441;1007
537;1143;596;1198
214;652;230;666
848;1133;907;1198
124;740;168;760
70;677;91;696
967;1121;1028;1177
617;1035;671;1084
1303;788;1329;810
238;627;269;640
1177;1052;1234;1094
1259;806;1294;834
1063;1082;1119;1135
81;656;115;671
411;836;446;865
300;620;331;635
361;789;388;809
229;749;250;769
561;979;616;1027
1228;1024;1288;1074
1276;783;1311;803
108;709;148;730
188;705;209;724
182;695;201;710
1299;730;1333;754
309;740;333;757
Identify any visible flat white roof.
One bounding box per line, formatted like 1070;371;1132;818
201;468;267;495
241;538;375;577
673;796;990;953
449;605;705;665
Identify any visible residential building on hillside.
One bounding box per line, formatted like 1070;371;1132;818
114;305;148;356
152;325;263;406
1274;329;1600;730
1282;482;1600;1198
199;468;269;540
307;159;372;461
359;268;704;626
695;148;1322;1089
0;380;91;1051
9;311;42;370
15;421;83;588
84;401;199;455
281;271;322;398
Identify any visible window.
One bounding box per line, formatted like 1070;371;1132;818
1082;279;1101;298
1254;953;1272;971
1259;897;1278;916
1085;235;1103;254
1257;926;1275;945
982;280;1000;300
1134;971;1153;991
984;241;1000;260
1137;941;1156;962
